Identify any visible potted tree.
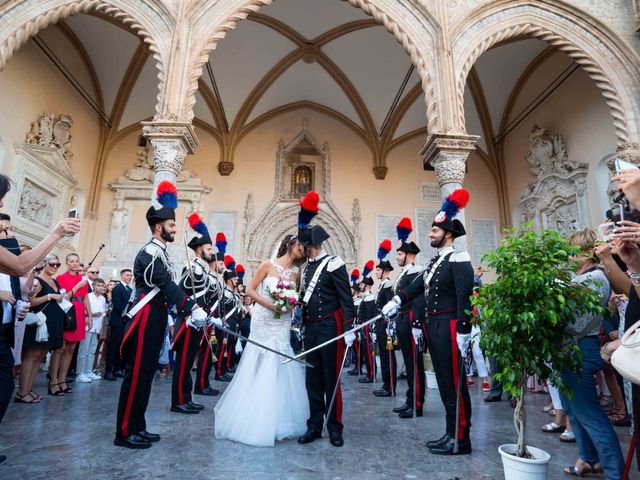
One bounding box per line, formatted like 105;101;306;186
472;224;604;479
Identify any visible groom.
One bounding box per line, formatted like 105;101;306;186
297;192;356;447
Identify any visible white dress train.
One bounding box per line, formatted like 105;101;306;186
214;273;309;447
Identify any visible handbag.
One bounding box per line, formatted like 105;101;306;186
63;305;77;332
611;318;640;384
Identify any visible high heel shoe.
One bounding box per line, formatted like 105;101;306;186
61;383;72;393
48;383;65;396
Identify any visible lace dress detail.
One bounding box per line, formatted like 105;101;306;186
214;262;308;447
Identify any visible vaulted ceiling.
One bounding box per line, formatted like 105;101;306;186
30;0;560;167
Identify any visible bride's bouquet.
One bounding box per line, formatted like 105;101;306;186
268;281;300;319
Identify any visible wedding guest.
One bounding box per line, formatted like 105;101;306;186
104;269;132;381
561;230;624;479
77;278;106;382
55;253;91;393
27;254;66;397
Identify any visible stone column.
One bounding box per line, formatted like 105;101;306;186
420;133;479;249
141;121;199;206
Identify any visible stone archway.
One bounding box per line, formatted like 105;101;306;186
451;1;640;145
183;0;441;131
0;0;170;118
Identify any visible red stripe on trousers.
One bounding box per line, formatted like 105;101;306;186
170;323;187;351
217;336;226;376
334;310;345;426
449;319;467;440
178;327;191;405
226;340;233;369
411;336;421;410
199;335;210;390
120;303;150;438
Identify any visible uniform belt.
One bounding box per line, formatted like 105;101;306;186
304;311;338;324
427;307;456;316
71;296;84;302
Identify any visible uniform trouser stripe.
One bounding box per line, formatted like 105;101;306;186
449;320;468;440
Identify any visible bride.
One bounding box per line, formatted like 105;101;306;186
214;234;309;447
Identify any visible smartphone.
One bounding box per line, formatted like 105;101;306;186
598;222;615;241
67;208;78;237
615;159;640;175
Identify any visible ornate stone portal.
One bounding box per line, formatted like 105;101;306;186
520;125;589;235
103;150;210;271
243;126;359;271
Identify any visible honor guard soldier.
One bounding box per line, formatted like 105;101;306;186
357;260;376;384
384;190;474;455
295;192;356;448
194;235;226;396
215;257;242;381
390;218;426;419
115;181;208;449
170;213;215;415
347;269;361;376
373;239;396;398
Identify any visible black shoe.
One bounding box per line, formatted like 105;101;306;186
483;395;502;403
347;369;359;376
188;401;204;410
171;404;199;414
215;375;231;383
329;431;344;447
429;438;472;455
228;366;237;373
426;433;449;449
399;409;423;418
398;373;407;379
0;455;6;466
114;434;152;449
298;429;321;444
194;387;220;396
222;373;234;380
358;377;373;384
114;370;125;378
137;430;161;442
373;389;392;397
103;372;116;381
392;403;410;413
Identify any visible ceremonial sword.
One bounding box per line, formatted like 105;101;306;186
281;314;388;365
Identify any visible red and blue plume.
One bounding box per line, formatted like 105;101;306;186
350;269;360;284
215;232;227;254
362;260;374;278
439;189;470;218
298;191;320;229
224;255;235;271
156;181;178;209
377;239;392;260
396;217;413;242
188;213;209;237
236;264;245;281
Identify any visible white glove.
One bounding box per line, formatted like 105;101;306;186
345;331;356;347
371;332;377;344
382;299;399;317
457;333;471;358
234;340;243;354
208;316;223;328
411;328;422;344
190;307;207;329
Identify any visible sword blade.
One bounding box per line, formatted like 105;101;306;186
281;314;383;365
212;321;313;368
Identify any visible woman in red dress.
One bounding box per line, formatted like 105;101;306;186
55;253;91;393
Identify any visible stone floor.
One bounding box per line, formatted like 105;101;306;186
0;368;637;480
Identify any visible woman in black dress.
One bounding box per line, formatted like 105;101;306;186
21;254;66;399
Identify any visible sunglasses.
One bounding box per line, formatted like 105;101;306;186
48;262;61;268
87;270;98;274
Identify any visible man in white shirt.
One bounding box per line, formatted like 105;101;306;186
77;278;106;382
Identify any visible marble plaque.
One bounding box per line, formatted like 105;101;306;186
376;214;402;250
471;219;497;267
415;207;440;264
420;182;441;202
208;211;237;255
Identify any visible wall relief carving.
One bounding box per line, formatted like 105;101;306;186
26;112;74;162
520;126;589;235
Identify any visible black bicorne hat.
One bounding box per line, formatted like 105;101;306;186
432;189;470;239
361;276;374;287
376;260;394;272
397;241;421;255
223;269;237;281
146;181;178;227
299;225;330;247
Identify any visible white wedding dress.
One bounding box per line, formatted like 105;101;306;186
214;263;309;447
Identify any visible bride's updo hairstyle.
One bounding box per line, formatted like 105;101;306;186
276;234;298;259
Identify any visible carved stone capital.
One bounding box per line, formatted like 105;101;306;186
218;161;235;176
141;121;199;154
372;166;388;180
148;140;187;177
420;133;479;186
